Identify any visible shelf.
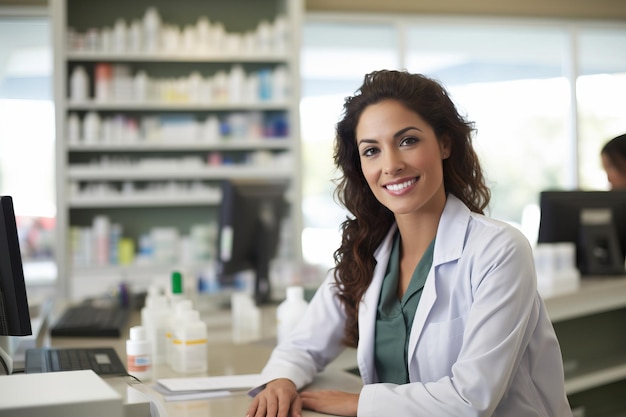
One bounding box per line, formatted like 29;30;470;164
67;165;292;180
543;276;626;322
565;353;626;395
66;100;290;111
69;193;221;208
66;50;290;62
53;0;303;303
71;262;214;277
67;139;291;152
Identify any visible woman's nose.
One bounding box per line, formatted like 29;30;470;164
383;150;404;175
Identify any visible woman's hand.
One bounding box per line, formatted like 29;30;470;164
300;390;359;417
246;378;302;417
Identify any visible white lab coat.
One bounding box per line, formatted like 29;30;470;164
256;194;572;417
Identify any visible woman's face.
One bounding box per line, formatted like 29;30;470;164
601;153;626;190
356;99;449;218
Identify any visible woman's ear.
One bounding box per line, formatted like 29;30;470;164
440;136;451;160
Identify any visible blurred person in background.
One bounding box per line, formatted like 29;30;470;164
601;133;626;190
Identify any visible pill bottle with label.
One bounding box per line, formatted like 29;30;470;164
126;325;153;381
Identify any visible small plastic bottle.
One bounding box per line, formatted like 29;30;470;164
126;326;153;381
171;309;208;374
276;286;309;344
143;7;162;53
141;293;169;365
69;65;89;102
231;292;261;344
165;298;193;368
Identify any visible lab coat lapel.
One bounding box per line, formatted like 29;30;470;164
357;224;396;384
406;195;470;373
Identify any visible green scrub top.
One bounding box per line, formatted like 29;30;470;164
374;231;435;384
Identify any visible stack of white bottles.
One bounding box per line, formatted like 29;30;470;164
170;309;208;374
140;271;208;375
140;288;169;365
276;286;309;345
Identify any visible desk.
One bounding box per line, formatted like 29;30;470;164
46;301;362;417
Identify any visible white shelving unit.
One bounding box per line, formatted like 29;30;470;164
51;0;303;300
543;276;626;415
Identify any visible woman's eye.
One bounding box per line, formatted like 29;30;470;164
362;147;379;157
400;136;418;146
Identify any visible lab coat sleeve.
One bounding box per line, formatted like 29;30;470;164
358;224;546;417
250;270;348;396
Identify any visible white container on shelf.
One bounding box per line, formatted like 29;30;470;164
143;7;162;53
83;111;101;143
69;65;89;102
67;113;80;144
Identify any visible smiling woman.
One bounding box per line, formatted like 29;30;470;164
246;70;571;417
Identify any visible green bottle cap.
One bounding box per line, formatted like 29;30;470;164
171;271;183;294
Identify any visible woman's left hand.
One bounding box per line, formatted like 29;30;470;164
299;390;359;417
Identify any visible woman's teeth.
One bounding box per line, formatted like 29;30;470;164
386;178;416;192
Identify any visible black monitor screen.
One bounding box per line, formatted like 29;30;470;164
0;196;31;336
537;190;626;276
216;179;289;304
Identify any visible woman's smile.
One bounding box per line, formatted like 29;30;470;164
384;177;418;194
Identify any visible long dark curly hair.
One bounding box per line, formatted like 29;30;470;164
332;70;491;347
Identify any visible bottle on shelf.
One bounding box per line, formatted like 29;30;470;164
69;65;89;102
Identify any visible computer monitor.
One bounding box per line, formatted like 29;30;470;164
0;196;33;374
537;190;626;276
216;179;289;305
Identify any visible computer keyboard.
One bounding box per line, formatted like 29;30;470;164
25;347;127;376
50;304;130;338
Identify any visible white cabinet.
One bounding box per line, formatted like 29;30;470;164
544;277;626;416
51;0;303;300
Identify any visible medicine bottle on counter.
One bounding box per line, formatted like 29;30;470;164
165;299;193;367
276;286;309;344
141;294;169;365
171;309;208;374
165;298;193;368
126;326;153;381
231;292;261;344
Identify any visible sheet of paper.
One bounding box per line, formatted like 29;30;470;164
156;373;265;393
152;383;234;402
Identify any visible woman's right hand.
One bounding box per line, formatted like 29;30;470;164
246;378;302;417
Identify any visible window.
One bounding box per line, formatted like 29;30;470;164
300;15;626;268
405;20;570;238
300;20;399;267
577;27;626;189
0;13;55;284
